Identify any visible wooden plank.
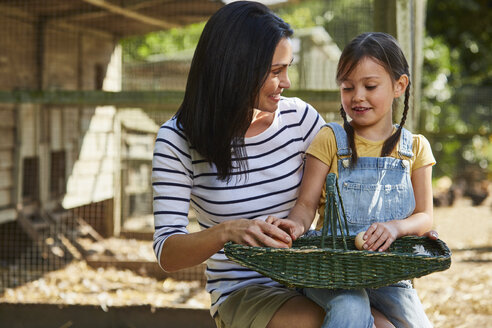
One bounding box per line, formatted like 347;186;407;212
16;213;49;241
81;0;175;30
0;150;13;169
0;90;185;106
0;189;12;208
12;105;22;211
52;0;179;30
50;108;63;151
0;4;36;22
0;303;215;328
0;90;341;109
20;105;37;157
0;107;14;127
0;208;16;224
0;170;12;189
0;128;14;150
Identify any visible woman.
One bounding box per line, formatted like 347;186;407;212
152;2;435;327
153;2;324;327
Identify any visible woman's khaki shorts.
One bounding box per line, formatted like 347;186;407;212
214;285;302;328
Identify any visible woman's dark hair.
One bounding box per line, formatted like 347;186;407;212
336;32;411;164
175;1;293;180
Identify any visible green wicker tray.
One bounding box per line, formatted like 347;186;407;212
225;173;451;289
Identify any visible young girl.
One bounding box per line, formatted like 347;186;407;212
268;32;435;327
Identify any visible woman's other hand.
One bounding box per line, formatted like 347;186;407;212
225;218;293;248
266;216;305;241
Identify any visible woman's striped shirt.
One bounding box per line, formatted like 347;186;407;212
152;97;325;316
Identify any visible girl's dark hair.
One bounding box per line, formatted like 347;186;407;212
175;1;293;181
336;32;411;164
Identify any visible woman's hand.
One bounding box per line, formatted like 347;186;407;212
225;218;293;248
266;216;305;241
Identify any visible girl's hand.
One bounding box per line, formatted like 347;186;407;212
226;218;292;248
362;222;399;252
266;216;305;241
362;226;439;252
423;230;439;240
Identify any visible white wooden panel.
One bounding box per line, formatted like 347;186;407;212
0;189;11;207
63;107;79;142
71;158;113;176
87;106;115;133
0;107;15;128
0;128;14;150
20;105;37;156
50;107;63;150
80;107;96;133
0;150;13;169
0;208;16;224
0;169;12;188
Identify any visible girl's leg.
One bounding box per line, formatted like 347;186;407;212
372;307;395;328
368;280;432;328
303;288;374;328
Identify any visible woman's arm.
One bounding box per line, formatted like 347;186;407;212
160;218;293;271
363;164;434;251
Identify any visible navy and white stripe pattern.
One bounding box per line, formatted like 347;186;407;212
152;97;325;316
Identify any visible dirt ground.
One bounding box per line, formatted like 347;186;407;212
1;198;491;327
413;198;492;328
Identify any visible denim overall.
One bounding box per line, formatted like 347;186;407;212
302;123;432;328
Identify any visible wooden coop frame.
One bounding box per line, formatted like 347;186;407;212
0;0;426;238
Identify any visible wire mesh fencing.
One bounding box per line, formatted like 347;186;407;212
0;0;379;308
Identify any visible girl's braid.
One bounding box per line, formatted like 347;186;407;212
381;80;411;157
340;105;358;164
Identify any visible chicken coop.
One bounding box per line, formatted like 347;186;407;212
0;0;426;327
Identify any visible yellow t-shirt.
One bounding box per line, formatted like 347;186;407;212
307;124;436;229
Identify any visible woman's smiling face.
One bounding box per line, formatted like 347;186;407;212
256;37;293;113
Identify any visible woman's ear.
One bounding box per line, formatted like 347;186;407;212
394;74;409;98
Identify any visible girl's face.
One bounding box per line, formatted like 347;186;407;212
339;57;407;135
257;37;293;113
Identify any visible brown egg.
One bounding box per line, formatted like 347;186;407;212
355;231;366;250
272;236;292;248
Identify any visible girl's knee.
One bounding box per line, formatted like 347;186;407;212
332;290;370;309
328;290;372;323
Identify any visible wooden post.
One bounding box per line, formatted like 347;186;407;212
373;0;427;132
113;115;122;237
13;104;23;217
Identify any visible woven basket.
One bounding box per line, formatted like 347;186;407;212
225;173;451;289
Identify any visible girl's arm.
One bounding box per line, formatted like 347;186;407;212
268;154;330;239
363;164;434;251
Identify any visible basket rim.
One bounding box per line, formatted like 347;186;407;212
224;237;452;260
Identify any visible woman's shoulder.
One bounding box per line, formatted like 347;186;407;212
158;117;187;140
278;96;315;113
277;96;321;124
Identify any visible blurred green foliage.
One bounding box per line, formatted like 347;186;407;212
121;0;372;62
120;0;491;180
121;21;206;62
422;0;491;179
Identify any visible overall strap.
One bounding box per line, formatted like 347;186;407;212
324;122;351;157
398;126;414;158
